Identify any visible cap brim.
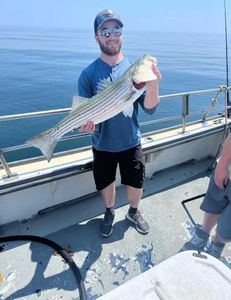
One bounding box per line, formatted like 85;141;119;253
97;18;123;32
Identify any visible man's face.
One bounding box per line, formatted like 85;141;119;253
96;21;123;56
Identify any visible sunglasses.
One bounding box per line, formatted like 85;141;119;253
97;27;122;38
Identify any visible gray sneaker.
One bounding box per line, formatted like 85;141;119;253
100;211;115;237
179;225;209;252
205;241;225;259
126;209;149;234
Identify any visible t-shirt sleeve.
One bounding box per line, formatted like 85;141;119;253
137;92;158;115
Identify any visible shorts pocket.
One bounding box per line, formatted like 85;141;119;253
210;175;226;202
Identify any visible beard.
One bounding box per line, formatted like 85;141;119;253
98;40;122;56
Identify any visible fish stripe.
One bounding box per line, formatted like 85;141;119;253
50;78;134;139
27;54;157;161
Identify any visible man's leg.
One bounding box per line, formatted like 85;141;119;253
205;199;231;258
99;182;116;237
202;212;220;235
189;212;225;259
179;173;229;254
127;185;143;208
92;148;117;237
119;145;149;234
204;227;226;259
101;182;116;209
213;228;227;244
125;185;149;234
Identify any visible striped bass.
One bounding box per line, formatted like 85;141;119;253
26;54;157;162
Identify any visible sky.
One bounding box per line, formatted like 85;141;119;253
0;0;230;34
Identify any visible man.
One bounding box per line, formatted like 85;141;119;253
180;133;231;259
78;9;162;237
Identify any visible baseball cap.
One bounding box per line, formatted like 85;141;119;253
94;9;123;34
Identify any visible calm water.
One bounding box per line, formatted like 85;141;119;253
0;26;229;160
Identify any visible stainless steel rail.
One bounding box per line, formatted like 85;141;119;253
0;86;230;178
0;87;226;123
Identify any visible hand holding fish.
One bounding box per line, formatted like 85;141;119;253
152;63;162;82
145;63;162;87
79;121;95;132
144;63;162;109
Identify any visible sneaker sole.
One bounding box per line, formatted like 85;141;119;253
125;213;149;234
100;227;113;237
179;244;206;253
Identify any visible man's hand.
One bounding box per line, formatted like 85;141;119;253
145;63;162;88
144;63;162;109
214;160;229;189
79;121;95;132
214;133;231;189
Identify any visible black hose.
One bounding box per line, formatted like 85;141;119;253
0;235;87;300
181;193;206;226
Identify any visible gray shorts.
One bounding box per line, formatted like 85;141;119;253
200;173;231;240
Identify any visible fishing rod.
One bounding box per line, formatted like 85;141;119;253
224;0;230;116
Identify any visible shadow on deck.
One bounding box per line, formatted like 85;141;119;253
0;158;231;299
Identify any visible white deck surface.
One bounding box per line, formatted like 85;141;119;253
0;158;231;299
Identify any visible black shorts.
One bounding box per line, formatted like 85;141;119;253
92;145;145;191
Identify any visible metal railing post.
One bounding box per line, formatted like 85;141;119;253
0;151;13;178
182;94;189;133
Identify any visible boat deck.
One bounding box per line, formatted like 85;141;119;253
0;158;231;299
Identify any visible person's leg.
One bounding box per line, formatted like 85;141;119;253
213;228;227;244
206;193;231;258
183;212;224;258
119;145;149;234
126;185;149;233
202;212;220;234
101;182;116;209
99;183;116;237
127;185;143;208
205;228;226;259
92;148;118;237
179;173;229;252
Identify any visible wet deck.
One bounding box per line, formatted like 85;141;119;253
0;158;231;299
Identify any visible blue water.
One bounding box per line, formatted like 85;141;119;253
0;26;229;160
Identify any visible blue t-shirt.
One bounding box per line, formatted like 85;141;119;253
78;57;156;152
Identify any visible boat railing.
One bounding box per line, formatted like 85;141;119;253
0;86;230;178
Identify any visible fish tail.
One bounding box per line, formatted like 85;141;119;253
26;131;57;162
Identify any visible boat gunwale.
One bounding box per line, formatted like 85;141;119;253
0;119;229;195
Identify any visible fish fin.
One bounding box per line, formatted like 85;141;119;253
72;96;86;110
26;131;57;162
122;104;134;118
97;78;112;93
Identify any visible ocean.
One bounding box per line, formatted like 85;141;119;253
0;26;229;160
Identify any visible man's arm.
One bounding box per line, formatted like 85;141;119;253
215;133;231;189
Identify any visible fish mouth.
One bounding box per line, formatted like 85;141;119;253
131;55;157;84
133;81;145;90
